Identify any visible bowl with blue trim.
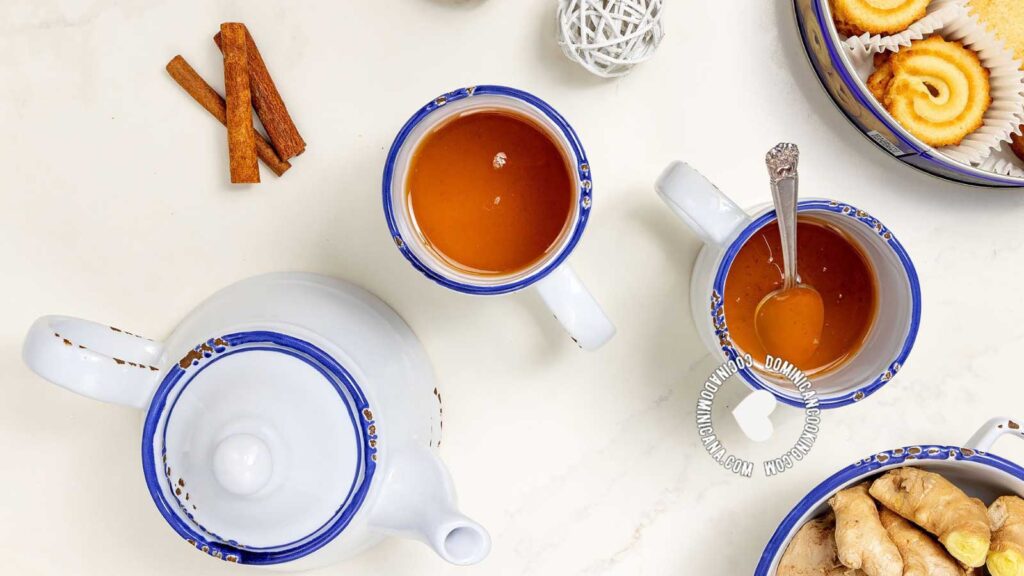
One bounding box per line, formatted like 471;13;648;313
793;0;1024;188
755;417;1024;574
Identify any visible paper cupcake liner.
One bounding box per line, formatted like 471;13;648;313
938;12;1024;165
977;141;1024;178
843;7;1024;166
842;0;966;54
844;44;877;82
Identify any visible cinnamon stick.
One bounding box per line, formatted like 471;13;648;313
165;55;290;176
220;23;259;183
214;28;306;159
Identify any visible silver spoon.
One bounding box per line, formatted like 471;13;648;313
754;143;824;366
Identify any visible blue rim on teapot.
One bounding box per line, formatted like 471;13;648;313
381;85;593;296
141;331;377;565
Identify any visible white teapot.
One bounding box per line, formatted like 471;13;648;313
22;272;490;568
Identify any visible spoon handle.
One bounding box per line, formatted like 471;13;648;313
766;143;800;290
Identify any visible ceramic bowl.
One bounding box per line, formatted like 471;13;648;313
793;0;1024;187
755;417;1024;574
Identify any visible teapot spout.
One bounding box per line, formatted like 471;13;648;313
368;445;490;565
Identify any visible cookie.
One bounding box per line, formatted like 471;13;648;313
871;36;991;147
968;0;1024;66
832;0;931;36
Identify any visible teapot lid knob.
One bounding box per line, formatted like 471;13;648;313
212;433;274;496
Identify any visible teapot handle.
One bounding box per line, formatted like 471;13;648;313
23;315;164;408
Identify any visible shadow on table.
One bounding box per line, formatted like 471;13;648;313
614;196;709;392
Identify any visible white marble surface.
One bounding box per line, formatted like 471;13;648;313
3;0;1024;574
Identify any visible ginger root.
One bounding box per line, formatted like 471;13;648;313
830;483;903;576
869;468;991;567
778;514;841;576
778;514;866;576
988;495;1024;576
879;507;964;576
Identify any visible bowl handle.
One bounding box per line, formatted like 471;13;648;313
965;417;1024;452
22;315;164;408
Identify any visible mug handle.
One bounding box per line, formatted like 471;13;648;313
657;162;781;432
656;161;752;247
965;417;1024;452
533;265;616;351
23;315;164;408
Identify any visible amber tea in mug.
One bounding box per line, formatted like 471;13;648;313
405;109;575;276
724;217;878;376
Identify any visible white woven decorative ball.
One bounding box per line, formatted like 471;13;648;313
556;0;665;78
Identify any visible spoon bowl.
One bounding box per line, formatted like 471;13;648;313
754;283;825;367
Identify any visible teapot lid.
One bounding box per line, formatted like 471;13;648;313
141;331;379;564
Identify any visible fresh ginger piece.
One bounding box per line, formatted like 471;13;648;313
825;560;867;575
879;507;964;576
869;468;990;567
829;483;903;576
988;495;1024;576
778;514;842;576
777;513;866;576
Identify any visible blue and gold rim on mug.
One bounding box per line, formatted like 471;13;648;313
141;331;378;565
382;85;593;295
754;444;1024;574
797;0;1024;187
710;200;922;409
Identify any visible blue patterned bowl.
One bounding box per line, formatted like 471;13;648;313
793;0;1024;188
755;417;1024;574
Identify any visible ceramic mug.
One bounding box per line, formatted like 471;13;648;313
656;161;921;409
383;85;616;351
756;416;1024;574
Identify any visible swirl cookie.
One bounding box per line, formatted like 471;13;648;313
832;0;932;36
868;52;896;102
868;36;991;147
